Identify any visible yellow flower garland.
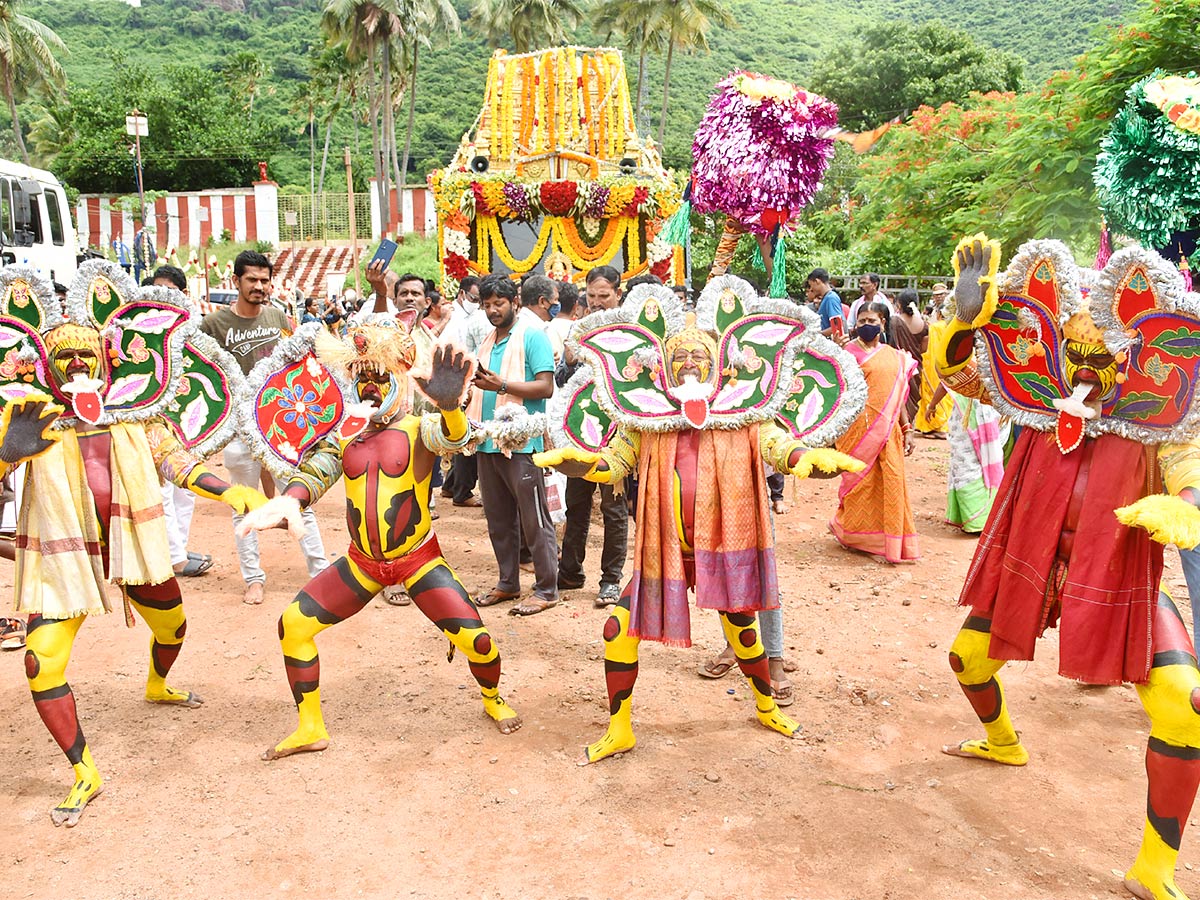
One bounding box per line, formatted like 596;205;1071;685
479;215;554;271
552;216;629;265
487;56;500;159
501;57;516;162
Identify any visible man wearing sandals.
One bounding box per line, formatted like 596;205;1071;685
469;274;559;616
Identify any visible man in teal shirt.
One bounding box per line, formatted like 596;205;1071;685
470;274;559;615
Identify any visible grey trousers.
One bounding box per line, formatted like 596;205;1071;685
559;477;628;588
223;439;329;585
476;451;558;601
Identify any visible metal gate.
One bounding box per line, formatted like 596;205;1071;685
277;193;372;242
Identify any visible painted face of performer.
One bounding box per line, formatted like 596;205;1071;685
669;339;715;386
1063;340;1118;401
44;324;105;389
355;365;407;422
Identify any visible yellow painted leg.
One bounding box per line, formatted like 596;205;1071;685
404;557;522;734
581;593;639;764
265;558;377;760
718;611;800;738
942;619;1028;765
25;615;104;826
126;580;202;707
1124;594;1200;900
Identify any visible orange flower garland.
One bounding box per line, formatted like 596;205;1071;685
481;215;554;270
552;216;628;265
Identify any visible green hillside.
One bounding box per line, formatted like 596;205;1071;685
22;0;1127;191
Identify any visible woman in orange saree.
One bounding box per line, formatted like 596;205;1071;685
830;303;920;562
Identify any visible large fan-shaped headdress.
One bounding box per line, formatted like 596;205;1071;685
551;277;866;452
972;239;1200;445
0;261;242;457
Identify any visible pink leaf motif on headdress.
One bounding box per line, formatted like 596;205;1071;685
712;379;758;412
587;331;646;353
792;366;834;390
622;388;677;414
792;389;824;431
127;310;183;334
580;413;604;448
181;396;208;441
106;373;152;405
740;323;797;344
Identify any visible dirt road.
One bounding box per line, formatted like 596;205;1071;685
2;439;1193;900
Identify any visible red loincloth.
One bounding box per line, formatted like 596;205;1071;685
961;428;1162;685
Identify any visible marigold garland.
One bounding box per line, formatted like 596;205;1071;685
501;57;517;162
552;216;628;265
481;215;554;270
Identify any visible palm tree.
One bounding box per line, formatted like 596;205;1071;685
593;0;666;128
470;0;584;54
223;51;273;124
0;0;67;164
28;95;74;166
657;0;736;147
398;0;459;187
322;0;411;230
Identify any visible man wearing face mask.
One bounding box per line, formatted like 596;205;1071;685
237;315;522;760
829;301;920;563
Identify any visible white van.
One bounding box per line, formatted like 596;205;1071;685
0;159;76;284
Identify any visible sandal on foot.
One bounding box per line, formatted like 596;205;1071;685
187;551;213;565
382;585;412;606
175;556;213;577
698;653;736;679
772;679;795;707
509;596;558;616
475;588;521;607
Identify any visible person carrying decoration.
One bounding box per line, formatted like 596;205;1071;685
537;278;867;763
934;234;1200;900
237;313;521;760
0;262;263;826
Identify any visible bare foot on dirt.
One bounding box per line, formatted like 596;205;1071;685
50;777;103;827
146;687;204;708
262;738;330;761
483;694;522;733
243;582;264;605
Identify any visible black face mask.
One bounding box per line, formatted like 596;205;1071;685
856;323;882;342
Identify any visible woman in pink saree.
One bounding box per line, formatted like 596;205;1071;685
830;303;920;562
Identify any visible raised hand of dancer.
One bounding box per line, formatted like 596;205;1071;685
414;345;474;410
0;394;64;463
952;235;1001;326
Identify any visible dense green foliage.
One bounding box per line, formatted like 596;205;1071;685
18;0;1126;193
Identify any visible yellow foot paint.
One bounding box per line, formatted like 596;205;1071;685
942;737;1029;766
482;694;522;734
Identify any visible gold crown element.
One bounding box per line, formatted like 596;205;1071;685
1062;311;1105;344
664;311;718;360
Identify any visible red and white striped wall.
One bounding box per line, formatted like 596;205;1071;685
77;182;279;253
369;183;436;239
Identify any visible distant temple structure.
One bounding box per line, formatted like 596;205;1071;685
429;46;685;296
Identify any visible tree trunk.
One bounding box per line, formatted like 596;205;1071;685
4;64;29;165
309;110;316;235
382;39;402;233
367;43;388;232
317;115;334;197
635;42;647;125
657;30;675;148
399;43;418;197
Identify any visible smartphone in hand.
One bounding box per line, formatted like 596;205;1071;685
831;317;844;340
369;239;399;270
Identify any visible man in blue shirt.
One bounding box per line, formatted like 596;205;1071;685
470;274;559;615
807;267;844;338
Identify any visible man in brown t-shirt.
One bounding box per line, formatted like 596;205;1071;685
201;251;329;605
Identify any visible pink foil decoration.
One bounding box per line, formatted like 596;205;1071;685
689;71;838;235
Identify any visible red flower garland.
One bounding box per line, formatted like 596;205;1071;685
444;252;471;280
539;181;578;216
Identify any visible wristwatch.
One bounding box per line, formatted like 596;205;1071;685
499;379;508;394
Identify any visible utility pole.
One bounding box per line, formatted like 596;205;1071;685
125;110;148;220
345;147;361;297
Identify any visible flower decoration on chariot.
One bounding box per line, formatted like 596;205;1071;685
552;276;866;449
970;237;1200;445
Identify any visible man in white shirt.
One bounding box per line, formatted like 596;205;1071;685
518;275;556;331
546;282;583;363
847;273;893;328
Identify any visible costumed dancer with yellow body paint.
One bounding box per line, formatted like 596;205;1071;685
0;262;264;826
933;234;1200;900
236;312;520;760
536;278;867;763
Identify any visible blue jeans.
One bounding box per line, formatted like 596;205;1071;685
1178;546;1200;651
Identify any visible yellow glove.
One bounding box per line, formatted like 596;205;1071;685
220;484;269;515
1115;495;1200;548
786;447;865;479
533;445;603;480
